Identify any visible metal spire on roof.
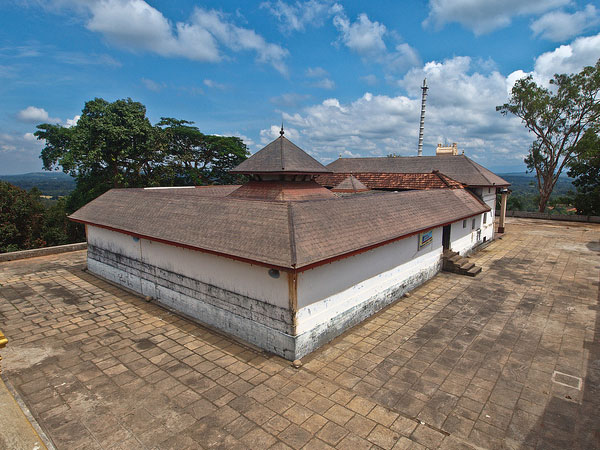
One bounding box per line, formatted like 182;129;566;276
280;122;284;137
418;78;428;157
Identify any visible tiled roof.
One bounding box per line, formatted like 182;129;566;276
317;171;463;190
327;155;510;187
70;188;489;270
194;185;241;196
231;135;331;174
228;181;335;201
331;175;370;192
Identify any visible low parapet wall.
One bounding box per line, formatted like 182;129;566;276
497;210;600;223
0;242;87;262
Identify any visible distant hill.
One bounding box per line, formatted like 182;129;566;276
0;172;76;197
498;173;575;197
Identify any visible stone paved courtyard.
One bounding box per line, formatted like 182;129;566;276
1;217;599;450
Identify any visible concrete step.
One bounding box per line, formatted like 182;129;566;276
459;262;475;271
442;250;482;277
466;266;482;276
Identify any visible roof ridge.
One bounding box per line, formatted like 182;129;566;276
433;170;451;187
287;202;297;267
280;136;285;170
461;155;490;184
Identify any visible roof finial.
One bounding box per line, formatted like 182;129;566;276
280;122;284;137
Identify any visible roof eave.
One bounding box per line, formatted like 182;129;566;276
69;217;296;272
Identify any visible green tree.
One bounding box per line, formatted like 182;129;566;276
0;182;45;252
35;99;249;213
35;98;163;210
497;59;600;212
157;118;249;185
568;129;600;215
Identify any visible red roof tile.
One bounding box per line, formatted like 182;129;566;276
228;181;335;201
317;172;464;190
331;175;370;192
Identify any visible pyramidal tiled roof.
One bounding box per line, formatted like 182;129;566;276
332;175;369;192
231;131;331;174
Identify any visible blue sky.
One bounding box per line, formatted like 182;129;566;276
1;0;599;174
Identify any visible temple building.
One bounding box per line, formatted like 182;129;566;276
318;151;511;241
70;131;502;360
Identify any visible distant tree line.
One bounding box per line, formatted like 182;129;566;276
0;97;249;253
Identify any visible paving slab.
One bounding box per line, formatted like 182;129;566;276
0;217;599;449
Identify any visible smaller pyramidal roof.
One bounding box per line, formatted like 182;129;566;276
332;175;370;193
231;127;331;175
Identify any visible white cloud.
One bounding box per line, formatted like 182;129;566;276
531;33;600;83
83;0;288;74
0;131;45;174
278;32;599;169
279;56;537;168
261;0;342;32
65;115;80;127
334;13;387;56
333;12;420;73
191;8;289;75
55;51;122;67
260;125;300;143
306;66;328;78
17;106;60;123
424;0;569;35
141;78;164;92
203;79;226;89
311;78;335;89
531;5;599;42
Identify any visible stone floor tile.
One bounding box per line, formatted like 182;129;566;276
2;218;599;450
410;424;446;449
367;423;401;449
278;423;313;449
316;421;348;446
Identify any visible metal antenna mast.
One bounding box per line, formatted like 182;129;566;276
417;78;428;157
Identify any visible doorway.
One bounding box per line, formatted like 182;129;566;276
442;225;451;250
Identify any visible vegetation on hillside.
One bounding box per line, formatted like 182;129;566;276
0;182;80;252
0;172;75;197
568;129;600;216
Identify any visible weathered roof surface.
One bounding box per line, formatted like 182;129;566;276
71;188;489;270
231;135;331;174
331;175;370;192
194;185;241;196
72;188;293;268
319;172;463;190
327;155;510;187
291;189;489;267
228;181;335;201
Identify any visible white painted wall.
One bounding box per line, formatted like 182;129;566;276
449;219;474;255
87;226;289;308
481;190;496;242
296;228;442;334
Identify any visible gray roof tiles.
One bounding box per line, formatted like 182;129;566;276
231;135;331;174
70;187;489;270
327;155;510;187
